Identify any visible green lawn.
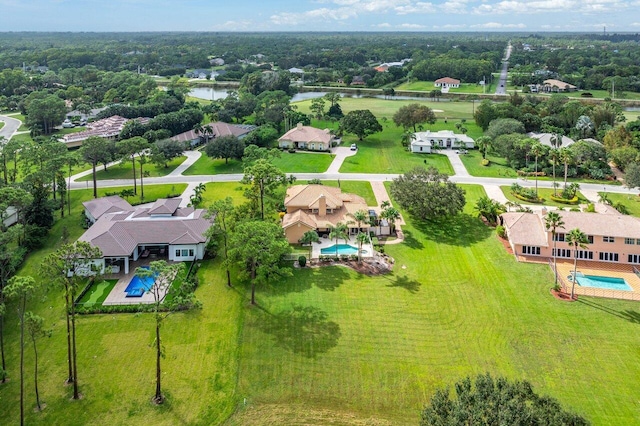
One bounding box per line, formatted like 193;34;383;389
396;81;492;94
293;97;476;120
184;152;333;175
0;121;4;130
77;279;118;306
77;156;187;181
500;186;590;208
460;150;518;178
338;123;454;174
599;192;640;217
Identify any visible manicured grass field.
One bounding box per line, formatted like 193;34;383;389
598;192;640;217
184;151;334;175
500;186;590;208
396;81;492;94
77;156;187;181
293;97;476;120
459;150;518;178
77;279;118;306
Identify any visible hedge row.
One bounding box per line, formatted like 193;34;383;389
513;193;544;204
549;195;579;205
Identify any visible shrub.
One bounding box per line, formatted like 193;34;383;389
549;195;579;205
585;203;596;213
339;254;349;262
298;255;307;267
614;202;630;215
496;225;506;238
481;159;490;166
288;148;296;153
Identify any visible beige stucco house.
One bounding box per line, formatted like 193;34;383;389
281;185;373;244
501;210;640;265
278;123;336;151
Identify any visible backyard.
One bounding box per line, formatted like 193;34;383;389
76;156;187;181
1;183;640;425
184;151;334;175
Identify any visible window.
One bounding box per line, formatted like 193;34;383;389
189;249;194;257
326;209;333;214
522;246;541;256
625;238;636;245
312;209;319;213
420;146;423;152
175;249;180;257
577;250;593;260
552;248;571;258
603;236;615;243
599;252;619;262
587;235;594;244
181;249;189;257
553;233;565;242
628;254;640;264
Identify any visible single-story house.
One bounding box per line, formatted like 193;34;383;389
278;123;336;151
79;196;213;274
410;130;475;153
60;115;151;148
282;185;383;243
171;121;256;148
526;132;576;148
434;77;460;88
501;210;640;265
541;79;577;92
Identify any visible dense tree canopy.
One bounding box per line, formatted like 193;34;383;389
390;167;465;220
392;103;436;132
340;110;382;141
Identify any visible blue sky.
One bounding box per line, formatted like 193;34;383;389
1;0;639;32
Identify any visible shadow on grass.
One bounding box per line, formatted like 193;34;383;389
265;265;352;294
256;305;341;358
413;214;492;246
384;274;421;294
577;298;640;324
401;229;424;250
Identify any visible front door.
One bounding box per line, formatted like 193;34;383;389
446;139;452;148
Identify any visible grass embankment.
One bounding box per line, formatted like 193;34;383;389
184;151;334;175
500;186;590;208
599;192;640;217
77;156;187;181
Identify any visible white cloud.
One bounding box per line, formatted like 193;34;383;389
433;23;468;29
212;20;254;31
374;22;392;27
395;2;436;14
470;22;526;28
270;7;357;25
398;23;426;28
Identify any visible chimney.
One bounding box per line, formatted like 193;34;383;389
318;194;326;217
541;207;548;216
297;122;303;130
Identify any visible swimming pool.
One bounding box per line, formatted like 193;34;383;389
124;266;156;297
571;273;633;292
320;244;367;256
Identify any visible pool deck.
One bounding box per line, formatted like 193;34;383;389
554;260;640;301
102;259;176;305
311;235;374;259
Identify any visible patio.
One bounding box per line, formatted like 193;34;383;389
101;259;176;305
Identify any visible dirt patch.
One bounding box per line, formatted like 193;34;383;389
496;235;513;255
551;289;576;302
302;256;395;276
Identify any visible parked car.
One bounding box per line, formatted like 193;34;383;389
62;119;75;128
350;144;357;151
455;149;468;154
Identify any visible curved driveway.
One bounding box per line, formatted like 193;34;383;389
0;114;22;141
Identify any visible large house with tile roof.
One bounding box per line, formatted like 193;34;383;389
171;121;256;148
278;123;337;151
79;196;213;274
60;115;151;148
501;210;640;265
281;185;373;243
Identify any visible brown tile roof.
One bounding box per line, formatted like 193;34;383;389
543;79;576;89
62;116;150;144
282;209;317;229
435;77;460;84
284;185;366;210
83;196;134;221
148;198;181;215
278;125;332;144
171;121;256;143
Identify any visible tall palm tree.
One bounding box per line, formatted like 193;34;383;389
529;142;546;198
350;209;369;234
567;228;589;299
559;147;573;190
381;206;401;235
544;211;565;288
575;115;594;139
328;222;348;257
475;136;491;159
299;230;320;261
400;130;415;149
355;232;369;263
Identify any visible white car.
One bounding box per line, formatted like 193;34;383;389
62;119;75;128
350;144;357;151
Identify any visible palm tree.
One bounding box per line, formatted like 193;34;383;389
381;206;401;235
575;115;594;139
355;232;369;263
559;147;573;190
475;136;491;159
299;230;320;261
544;211;565;288
567;228;589;300
400;130;415;149
474;196;505;226
350;209;369;234
202;125;214;143
529;142;546;198
328;223;348;257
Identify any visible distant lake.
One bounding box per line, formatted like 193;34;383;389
188;88;448;103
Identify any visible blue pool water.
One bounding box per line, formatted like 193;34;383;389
320;244;367;256
124;266;156;297
572;274;633;291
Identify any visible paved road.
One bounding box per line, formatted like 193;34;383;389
0;114;21;141
495;42;512;96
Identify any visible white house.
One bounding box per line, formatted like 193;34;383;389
434;77;460;89
410;130;475;153
79;197;213;274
